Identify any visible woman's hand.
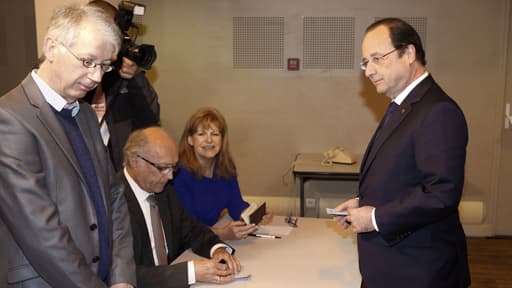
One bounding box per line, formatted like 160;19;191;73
213;221;257;240
259;207;274;225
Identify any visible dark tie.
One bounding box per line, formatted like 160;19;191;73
147;195;168;265
383;102;399;126
375;102;399;139
53;107;111;281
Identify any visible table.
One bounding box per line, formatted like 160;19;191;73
173;216;361;287
293;153;360;216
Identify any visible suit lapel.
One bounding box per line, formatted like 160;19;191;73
122;175;156;266
22;75;87;186
360;75;434;183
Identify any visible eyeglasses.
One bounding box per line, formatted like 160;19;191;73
359;47;400;71
60;43;114;73
137;155;178;174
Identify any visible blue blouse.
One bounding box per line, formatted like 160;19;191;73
173;167;249;226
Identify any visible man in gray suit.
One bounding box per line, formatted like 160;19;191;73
0;4;136;287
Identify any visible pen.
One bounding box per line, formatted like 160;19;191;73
248;233;281;239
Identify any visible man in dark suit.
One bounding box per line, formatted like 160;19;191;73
121;127;242;288
85;0;160;172
335;18;470;288
0;4;135;287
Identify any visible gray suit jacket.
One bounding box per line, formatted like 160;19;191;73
0;74;136;287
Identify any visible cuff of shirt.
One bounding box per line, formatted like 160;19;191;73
187;244;232;285
210;243;233;257
187;261;196;284
371;207;379;232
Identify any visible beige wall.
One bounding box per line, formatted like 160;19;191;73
34;0;512;235
0;1;37;95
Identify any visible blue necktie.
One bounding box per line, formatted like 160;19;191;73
375;102;399;139
53;107;111;282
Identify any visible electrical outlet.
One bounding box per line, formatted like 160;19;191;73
305;198;316;208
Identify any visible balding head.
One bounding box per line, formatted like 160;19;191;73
88;0;117;19
124;127;178;193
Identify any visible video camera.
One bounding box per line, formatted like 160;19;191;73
115;1;157;70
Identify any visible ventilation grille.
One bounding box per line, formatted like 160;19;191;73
233;17;284;69
303;17;355;69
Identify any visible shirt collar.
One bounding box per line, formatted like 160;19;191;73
31;70;80;117
124;167;154;203
393;71;429;105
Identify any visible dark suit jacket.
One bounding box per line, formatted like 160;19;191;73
84;71;160;171
358;75;470;288
0;74;136;287
121;174;230;288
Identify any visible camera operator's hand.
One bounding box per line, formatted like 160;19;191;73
118;57;141;79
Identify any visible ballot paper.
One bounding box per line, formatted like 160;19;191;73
325;208;348;216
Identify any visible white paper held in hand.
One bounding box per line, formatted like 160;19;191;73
326;208;348;216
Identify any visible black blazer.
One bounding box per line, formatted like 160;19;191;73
358;75;470;288
85;72;160;171
121;174;229;288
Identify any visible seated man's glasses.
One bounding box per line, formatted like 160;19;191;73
59;42;114;73
137;154;178;174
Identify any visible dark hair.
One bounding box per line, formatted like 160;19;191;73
178;107;236;179
366;18;426;66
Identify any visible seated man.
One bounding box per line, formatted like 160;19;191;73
121;127;241;288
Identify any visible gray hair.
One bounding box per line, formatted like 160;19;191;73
123;129;149;168
45;3;121;55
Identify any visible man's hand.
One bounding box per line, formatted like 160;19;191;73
333;198;359;229
212;247;241;274
194;248;241;284
346;206;375;233
110;283;134;288
118;57;141;79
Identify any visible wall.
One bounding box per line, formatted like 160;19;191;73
0;1;37;95
34;0;89;56
33;0;512;235
496;2;512;235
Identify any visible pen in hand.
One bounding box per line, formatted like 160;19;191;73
248;233;281;239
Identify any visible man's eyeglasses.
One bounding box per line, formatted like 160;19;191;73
60;43;114;73
137;155;178;174
360;47;401;71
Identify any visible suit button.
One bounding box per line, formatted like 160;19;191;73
92;256;100;263
89;224;98;231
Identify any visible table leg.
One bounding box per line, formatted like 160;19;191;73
300;177;305;217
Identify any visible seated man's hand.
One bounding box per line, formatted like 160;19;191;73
118;57;141;79
110;283;134;288
194;248;241;284
212;247;241;275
